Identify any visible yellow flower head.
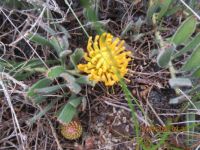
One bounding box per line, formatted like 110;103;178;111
78;32;132;86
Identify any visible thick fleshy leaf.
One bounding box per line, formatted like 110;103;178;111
169;78;192;88
47;66;65;79
156;0;172;20
34;84;66;94
120;20;134;38
173;33;200;58
164;5;181;17
57;97;82;124
27;32;52;47
34;96;48;104
11;59;57;80
146;0;172;23
192;67;200;77
27;78;52;97
60;73;81;94
146;1;160;24
59;50;72;58
26;100;58;125
171;16;197;45
49;36;66;55
11;59;58;72
67;82;81;94
14;72;35;81
182;45;200;71
27;33;68;56
70;48;84;68
60;72;75;82
186;110;196;143
157;44;175;68
59;104;76;124
76;76;95;86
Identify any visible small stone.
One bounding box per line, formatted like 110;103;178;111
125;125;129;133
85;137;95;150
122;117;127;123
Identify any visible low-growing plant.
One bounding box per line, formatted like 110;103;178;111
0;25;94;134
25;29;95;126
148;0;200;148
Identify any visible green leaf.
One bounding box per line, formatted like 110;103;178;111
76;76;95;86
14;71;34;80
146;1;159;24
81;0;104;34
34;84;66;94
67;82;81;94
49;36;64;55
186;112;196;146
58;104;77;123
47;66;65;79
34;95;48;104
70;48;84;68
156;0;172;21
182;45;200;71
59;50;72;58
57;97;82;124
120;20;134;38
164;5;181;17
173;33;200;58
146;0;172;23
169;78;192;88
171;16;197;45
58;105;76;124
27;32;53;47
27;33;68;57
60;73;81;94
130;33;144;42
150;49;159;58
0;59;13;69
0;64;4;72
192;67;200;77
39;24;56;35
27;78;52;97
57;24;71;39
60;72;75;82
157;44;174;68
68;97;82;107
56;25;70;51
21;59;44;68
1;0;28;9
9;59;58;75
26;99;58;126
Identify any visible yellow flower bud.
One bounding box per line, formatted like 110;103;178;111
60;120;82;140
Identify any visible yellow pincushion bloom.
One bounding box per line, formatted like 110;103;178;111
60;120;82;140
78;32;132;86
